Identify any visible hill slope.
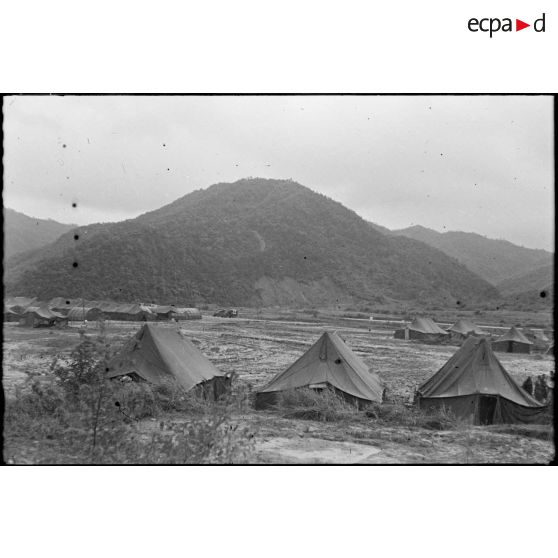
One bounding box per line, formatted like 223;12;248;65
496;264;553;296
4;178;499;307
3;208;76;259
391;225;552;285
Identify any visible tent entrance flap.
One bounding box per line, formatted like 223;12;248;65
478;395;497;425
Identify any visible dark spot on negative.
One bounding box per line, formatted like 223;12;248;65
456;300;461;306
72;262;78;268
74;234;79;240
62;144;67;148
72;202;77;208
540;290;547;298
115;401;120;407
66;300;70;305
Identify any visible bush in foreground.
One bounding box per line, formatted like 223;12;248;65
5;334;255;464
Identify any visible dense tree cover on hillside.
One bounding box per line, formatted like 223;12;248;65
5;178;500;307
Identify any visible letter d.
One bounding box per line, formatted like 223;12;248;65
534;13;545;32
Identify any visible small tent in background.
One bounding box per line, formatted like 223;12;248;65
174;307;203;320
394;317;449;342
66;306;106;321
106;324;232;399
446;319;486;341
151;305;178;321
255;331;383;409
492;326;533;354
49;297;84;315
19;307;68;328
4;305;22;322
521;328;550;350
416;337;547;425
5;297;38;315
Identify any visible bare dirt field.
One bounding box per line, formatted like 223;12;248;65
3;313;555;464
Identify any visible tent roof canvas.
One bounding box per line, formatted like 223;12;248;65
447;319;485;335
106;324;226;391
418;337;543;407
499;326;532;345
24;306;66;320
408;317;449;335
258;331;383;403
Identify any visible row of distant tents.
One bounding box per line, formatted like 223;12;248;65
4;296;201;327
107;324;549;426
394;317;553;355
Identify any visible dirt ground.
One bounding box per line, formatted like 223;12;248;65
2;314;555;464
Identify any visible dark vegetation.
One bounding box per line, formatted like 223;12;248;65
5;178;499;307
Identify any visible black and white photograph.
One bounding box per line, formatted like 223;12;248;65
2;94;554;465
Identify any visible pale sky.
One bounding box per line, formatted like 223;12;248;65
3;95;554;251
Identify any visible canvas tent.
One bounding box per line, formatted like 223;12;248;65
66;306;106;321
492;326;533;354
103;303;156;321
4;305;22;322
394;317;450;342
151;305;178;320
48;297;84;315
521;328;550;349
447;319;486;341
106;324;231;399
174;307;202;320
19;307;68;328
5;297;38;314
416;337;547;425
255;331;383;409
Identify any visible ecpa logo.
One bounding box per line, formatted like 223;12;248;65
468;13;546;37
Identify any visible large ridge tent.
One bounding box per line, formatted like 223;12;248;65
416;337;547;424
19;307;69;328
174;308;202;320
49;297;84;315
394;317;450;342
66;307;106;321
492;326;533;354
103;303;156;321
255;331;383;409
106;324;232;399
447;319;486;341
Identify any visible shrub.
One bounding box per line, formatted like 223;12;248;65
5;333;256;464
275;388;362;422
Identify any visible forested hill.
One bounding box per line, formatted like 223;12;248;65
4;208;76;258
391;225;552;286
5;178;499;307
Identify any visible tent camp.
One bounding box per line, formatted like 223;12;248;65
492;326;533;354
66;306;106;321
447;319;486;341
416;337;547;424
106;324;231;399
174;308;202;320
19;307;69;328
394;317;450;342
255;331;383;409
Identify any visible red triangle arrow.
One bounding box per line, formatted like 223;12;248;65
516;19;530;31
